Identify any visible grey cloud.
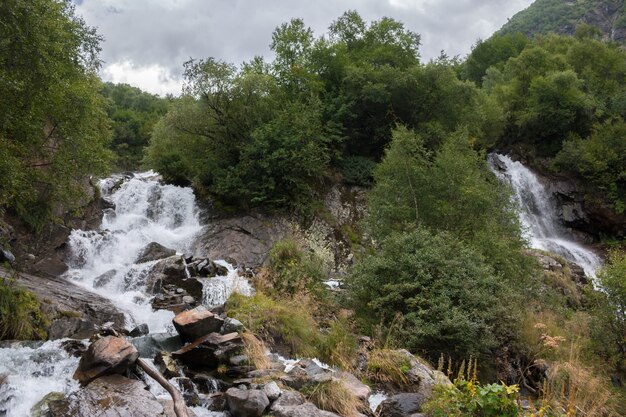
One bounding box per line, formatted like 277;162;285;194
76;0;533;93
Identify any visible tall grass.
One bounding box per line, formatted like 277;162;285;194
0;274;48;340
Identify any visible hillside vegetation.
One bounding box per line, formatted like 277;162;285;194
499;0;626;42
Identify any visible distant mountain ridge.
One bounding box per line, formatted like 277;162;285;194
499;0;626;42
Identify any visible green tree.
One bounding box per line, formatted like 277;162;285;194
350;227;516;360
0;0;111;229
465;32;529;85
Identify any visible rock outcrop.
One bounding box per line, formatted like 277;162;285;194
73;336;139;385
47;374;175;417
0;267;125;339
172;306;225;343
136;242;177;264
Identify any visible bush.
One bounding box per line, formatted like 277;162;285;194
226;292;356;367
266;239;326;296
0;276;48;340
424;377;520;417
349;227;517;361
341;156;377;186
366;349;411;386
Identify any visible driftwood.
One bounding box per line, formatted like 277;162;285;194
136;358;190;417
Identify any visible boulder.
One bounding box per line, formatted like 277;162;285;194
129;323;150;337
73;336;139;386
379;393;428;417
155;351;182;379
338;371;371;400
270;391;340;417
221;317;244;334
173;306;225;343
93;269;117;288
47;374;174;417
172;332;243;369
147;256;204;300
225;387;269;417
0;267;125;339
0;248;15;265
132;333;183;358
136;242;176;264
262;381;281;401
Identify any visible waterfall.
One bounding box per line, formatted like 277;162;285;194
488;154;601;278
0;172;249;417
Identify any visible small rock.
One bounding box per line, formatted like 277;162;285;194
60;340;88;358
225;387;269;417
221;317;244;334
136;242;176;264
129;324;150;337
154;351;182;379
379;393;428;417
173;306;225;343
176;287;185;294
93;269;117;288
230;354;250;366
263;381;281;401
182;295;195;305
0;248;15;265
26;253;36;261
73;336;139;386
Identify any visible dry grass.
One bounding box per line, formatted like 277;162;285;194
366;348;411;386
241;331;271;371
305;380;362;417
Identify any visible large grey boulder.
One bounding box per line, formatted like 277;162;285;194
173;306;224;343
136;242;176;264
0;267;125;339
73;336;139;386
379;393;428;417
225;387;269;417
270;391;341;417
46;375;175;417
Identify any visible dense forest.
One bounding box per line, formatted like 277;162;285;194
1;1;626;416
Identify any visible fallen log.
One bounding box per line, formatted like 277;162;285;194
136;358;190;417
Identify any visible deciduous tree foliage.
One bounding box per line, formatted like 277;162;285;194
0;0;111;228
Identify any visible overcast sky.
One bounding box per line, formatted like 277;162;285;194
74;0;534;96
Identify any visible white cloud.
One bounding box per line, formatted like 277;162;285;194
102;61;182;96
76;0;535;95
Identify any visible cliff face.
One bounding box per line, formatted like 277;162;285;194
500;0;626;42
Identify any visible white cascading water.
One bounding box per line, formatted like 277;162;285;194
488;154;602;277
0;172;250;417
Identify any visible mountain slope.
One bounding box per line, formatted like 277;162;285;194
499;0;626;42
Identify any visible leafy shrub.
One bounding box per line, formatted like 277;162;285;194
424;377;520;417
341;156;377;186
226;292;356;367
0;276;48;340
266;239;326;296
349;227;517;361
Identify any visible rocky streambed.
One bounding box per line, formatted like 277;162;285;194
0;172;446;417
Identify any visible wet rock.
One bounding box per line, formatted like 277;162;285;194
132;333;183;358
221;317;244;334
30;391;65;417
93;269;117;288
225;387;269;417
147;255;204;300
129;323;150;337
155;351;182;379
171;377;201;406
172;332;243;369
60;340;88;358
379;393;428;417
136;242;177;264
73;336;139;386
0;267;125;339
173;306;225;343
47;374;172;417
